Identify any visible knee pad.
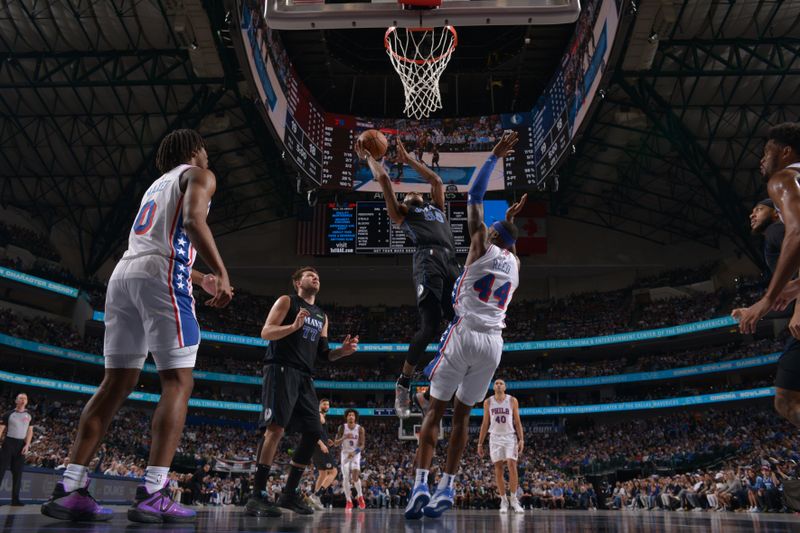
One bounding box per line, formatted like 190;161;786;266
151;345;198;371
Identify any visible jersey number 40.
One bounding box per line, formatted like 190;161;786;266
473;274;511;309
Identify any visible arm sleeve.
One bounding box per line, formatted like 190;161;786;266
467;154;498;205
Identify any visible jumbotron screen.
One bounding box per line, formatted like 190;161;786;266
326;200;509;255
236;0;619;193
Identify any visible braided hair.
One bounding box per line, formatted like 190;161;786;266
155;129;207;173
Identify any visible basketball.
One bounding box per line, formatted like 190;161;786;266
358;129;388;159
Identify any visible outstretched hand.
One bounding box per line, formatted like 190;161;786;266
396;138;410;164
731;297;772;334
339;334;360;356
355;138;370;161
492;131;519;158
506;193;528;222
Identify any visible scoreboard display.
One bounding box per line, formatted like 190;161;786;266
325;200;507;255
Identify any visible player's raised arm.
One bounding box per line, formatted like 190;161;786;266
505;194;527;258
467;132;518;260
181;167;232;308
356;138;408;225
261;295;308;341
477;399;491;458
397;139;445;211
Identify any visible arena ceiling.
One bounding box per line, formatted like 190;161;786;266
555;0;800;266
0;0;293;274
1;0;798;275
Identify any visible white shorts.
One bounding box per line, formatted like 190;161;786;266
424;318;503;406
103;256;199;370
490;433;518;463
340;453;361;473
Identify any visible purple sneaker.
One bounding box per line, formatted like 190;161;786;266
127;485;196;523
41;482;114;522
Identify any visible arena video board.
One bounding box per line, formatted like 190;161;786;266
236;0;619;192
325;200;508;255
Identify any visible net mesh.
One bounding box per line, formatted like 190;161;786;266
385;26;457;119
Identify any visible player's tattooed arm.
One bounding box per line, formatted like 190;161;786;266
358;426;365;450
333;425;345;447
397;139;445;211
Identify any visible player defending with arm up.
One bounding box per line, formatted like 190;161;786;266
404;131;524;520
357;138;461;420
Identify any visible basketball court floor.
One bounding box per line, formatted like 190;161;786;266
1;507;798;533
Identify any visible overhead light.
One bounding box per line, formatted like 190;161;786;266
647;31;658;43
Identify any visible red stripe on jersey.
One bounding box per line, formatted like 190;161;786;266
166;195;185;348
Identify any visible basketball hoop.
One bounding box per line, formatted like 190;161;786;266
385;25;457;119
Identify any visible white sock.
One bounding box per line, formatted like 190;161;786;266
343;474;352;501
501;494;509;502
414;469;429;490
355;479;363;498
62;464;88;492
144;466;171;494
438;473;455;491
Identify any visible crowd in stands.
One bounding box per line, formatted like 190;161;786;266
9;391;799;513
0;306;782;393
0;239;740;343
632;263;716;290
0;221;60;261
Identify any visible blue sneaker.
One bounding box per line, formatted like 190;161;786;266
404;485;431;520
423;487;454;518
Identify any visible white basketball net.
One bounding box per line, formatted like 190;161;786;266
385;26;457;119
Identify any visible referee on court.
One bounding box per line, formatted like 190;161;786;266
0;392;33;506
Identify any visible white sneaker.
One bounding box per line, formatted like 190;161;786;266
510;496;524;513
395;382;411;419
309;494;325;511
499;497;509;513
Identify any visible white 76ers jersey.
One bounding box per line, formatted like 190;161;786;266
341;424;361;455
452;244;519;331
488;395;514;436
121;164;197;269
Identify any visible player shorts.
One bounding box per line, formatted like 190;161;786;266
489;433;518;463
423;317;503;406
312;448;336;470
258;364;322;435
103;255;199;370
776;337;800;392
412;247;461;315
340;453;362;473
